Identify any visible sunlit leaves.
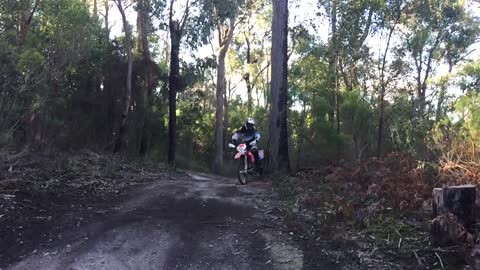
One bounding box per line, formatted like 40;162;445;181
459;60;480;92
455;93;480;140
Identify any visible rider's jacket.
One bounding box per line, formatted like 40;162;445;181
231;125;260;149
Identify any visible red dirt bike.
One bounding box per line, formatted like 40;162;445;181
228;139;264;185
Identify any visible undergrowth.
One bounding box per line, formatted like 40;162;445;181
273;153;470;269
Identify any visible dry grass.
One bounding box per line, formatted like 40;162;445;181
437;139;480;185
309;152;432;211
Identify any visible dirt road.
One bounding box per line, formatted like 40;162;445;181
4;172;303;270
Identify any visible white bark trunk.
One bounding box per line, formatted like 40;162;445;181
113;0;133;153
213;18;235;174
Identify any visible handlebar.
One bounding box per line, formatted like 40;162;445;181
227;140;257;149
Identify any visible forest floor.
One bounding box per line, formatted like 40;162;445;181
0;150;301;270
273;154;479;270
0;150;473;269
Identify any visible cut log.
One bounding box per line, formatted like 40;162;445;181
432;185;476;228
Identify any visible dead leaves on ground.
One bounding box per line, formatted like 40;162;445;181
0;149;166;196
282;152;480;269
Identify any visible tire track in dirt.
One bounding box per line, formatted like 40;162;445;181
5;172;303;270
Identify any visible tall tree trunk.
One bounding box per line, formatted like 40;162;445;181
377;87;386;157
335;63;340;161
244;33;253;114
377;23;397;157
167;0;191;168
267;0;289;173
224;80;230;147
213;18;235;174
168;26;181;167
245;73;253;114
436;63;454;122
265;61;270;111
435;84;446;122
416;30;443;115
296;98;307;171
327;0;338;129
113;0;134;153
330;0;341;162
137;0;154;155
18;0;40;47
104;0;110;39
93;0;98;17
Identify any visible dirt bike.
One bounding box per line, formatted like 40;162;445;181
228;139;264;185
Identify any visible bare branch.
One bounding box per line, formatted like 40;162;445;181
26;0;41;27
169;0;175;25
179;0;193;32
124;2;134;9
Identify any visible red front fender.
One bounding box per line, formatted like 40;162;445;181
234;152;255;163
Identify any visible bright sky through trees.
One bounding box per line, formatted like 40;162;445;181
103;0;480;102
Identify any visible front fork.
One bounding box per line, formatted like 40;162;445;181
241;155;248;173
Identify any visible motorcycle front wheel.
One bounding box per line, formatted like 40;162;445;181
238;157;247;185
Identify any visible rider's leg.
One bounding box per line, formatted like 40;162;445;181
251;148;260;167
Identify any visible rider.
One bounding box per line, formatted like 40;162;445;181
231;117;261;168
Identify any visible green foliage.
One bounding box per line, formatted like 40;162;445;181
340;90;375;159
187;0;245;47
0;0;116;148
385;95;433;155
0;0;479;173
16;48;45;73
288;43;340;162
136;0;166;34
459;60;480;92
455;93;480;141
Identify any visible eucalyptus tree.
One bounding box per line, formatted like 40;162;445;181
166;0;196;167
376;0;407;157
113;0;134;153
136;0;165;155
435;7;479;121
401;0;476;115
162;0;244;168
210;0;245;173
267;0;289;172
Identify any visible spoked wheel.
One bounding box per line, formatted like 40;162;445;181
238;158;247;185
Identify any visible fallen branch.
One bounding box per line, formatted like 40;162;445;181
413;250;424;267
435;252;444;269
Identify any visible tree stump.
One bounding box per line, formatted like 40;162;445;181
431;185;476;246
432;185;476;228
430;212;473;246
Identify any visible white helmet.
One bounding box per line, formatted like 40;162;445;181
245;117;255;130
